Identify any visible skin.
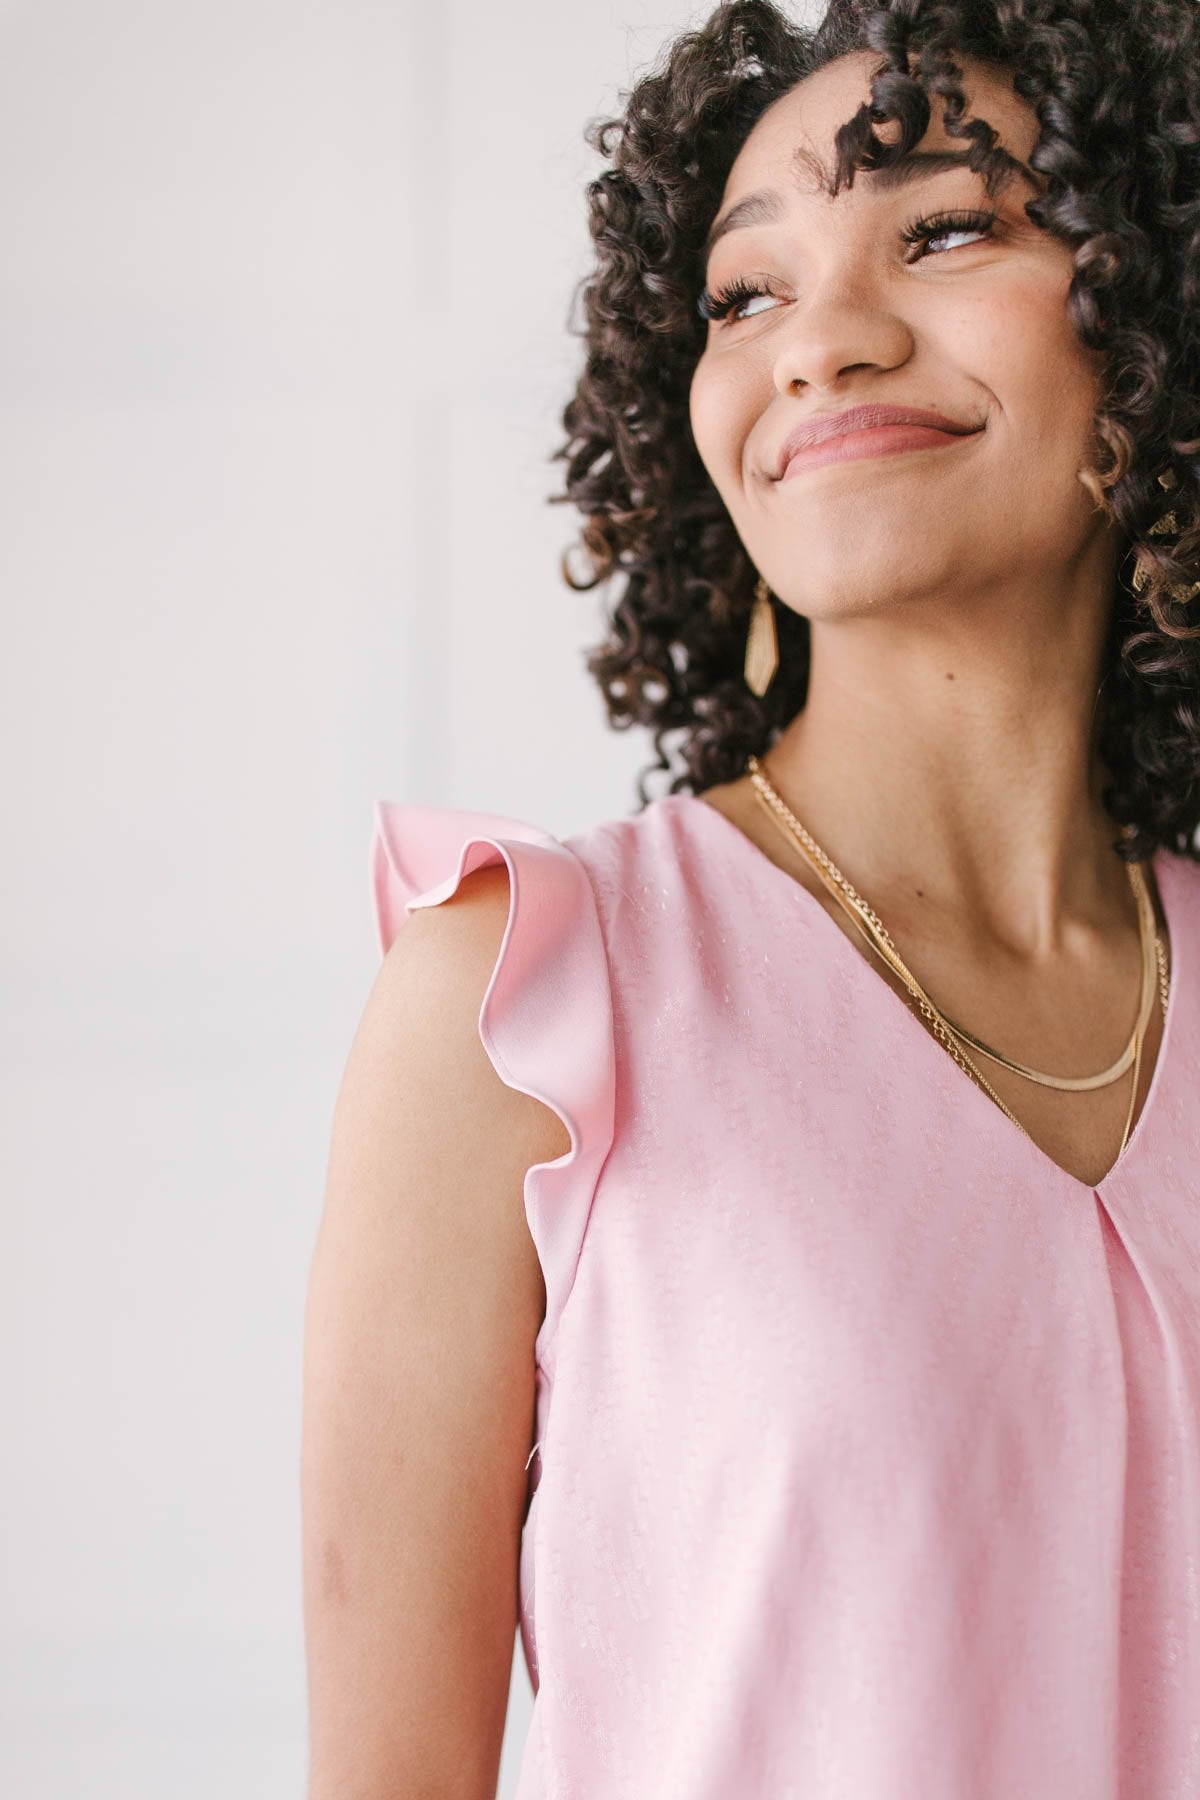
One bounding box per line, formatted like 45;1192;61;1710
302;866;568;1798
688;50;1167;1188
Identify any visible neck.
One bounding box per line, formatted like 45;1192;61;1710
760;589;1130;959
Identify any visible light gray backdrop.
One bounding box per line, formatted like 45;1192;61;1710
2;2;833;1796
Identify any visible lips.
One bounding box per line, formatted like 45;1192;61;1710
772;405;982;480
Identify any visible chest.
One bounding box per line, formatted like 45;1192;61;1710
875;955;1166;1187
558;903;1198;1477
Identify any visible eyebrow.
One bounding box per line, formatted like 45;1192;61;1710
701;147;1040;266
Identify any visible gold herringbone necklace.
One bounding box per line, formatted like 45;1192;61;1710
745;754;1169;1155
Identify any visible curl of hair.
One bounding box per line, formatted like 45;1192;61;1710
550;0;1200;861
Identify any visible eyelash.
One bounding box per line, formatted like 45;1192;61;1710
696;207;1000;325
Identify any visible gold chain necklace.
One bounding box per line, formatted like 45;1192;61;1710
745;754;1170;1157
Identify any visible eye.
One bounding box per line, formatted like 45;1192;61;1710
899;206;999;257
696;274;781;326
696;207;1000;326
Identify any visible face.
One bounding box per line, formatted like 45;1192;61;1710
688;50;1120;622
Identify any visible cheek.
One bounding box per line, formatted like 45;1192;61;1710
689;357;752;491
687;361;720;468
972;270;1099;437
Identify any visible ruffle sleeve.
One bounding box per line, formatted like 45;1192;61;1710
368;799;617;1380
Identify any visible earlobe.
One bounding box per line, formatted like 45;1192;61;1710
1075;462;1111;512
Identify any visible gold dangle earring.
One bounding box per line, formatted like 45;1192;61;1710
744;574;779;697
1132;467;1200;601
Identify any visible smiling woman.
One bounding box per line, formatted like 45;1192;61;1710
561;0;1200;856
303;4;1200;1797
687;48;1115;652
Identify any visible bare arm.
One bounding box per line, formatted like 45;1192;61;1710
301;863;569;1800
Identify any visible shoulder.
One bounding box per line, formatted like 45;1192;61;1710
361;860;570;1162
364;793;625;1362
1156;840;1200;909
381;855;511;979
1157;840;1200;953
365;790;621;1155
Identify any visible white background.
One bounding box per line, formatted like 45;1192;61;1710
0;0;827;1793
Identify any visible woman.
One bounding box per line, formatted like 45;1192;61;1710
302;2;1200;1794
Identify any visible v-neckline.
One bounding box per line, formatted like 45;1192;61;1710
665;788;1183;1197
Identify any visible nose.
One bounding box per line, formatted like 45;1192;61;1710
770;280;915;393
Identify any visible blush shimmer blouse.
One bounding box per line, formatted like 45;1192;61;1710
370;787;1200;1800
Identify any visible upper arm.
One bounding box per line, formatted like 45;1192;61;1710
301;862;570;1800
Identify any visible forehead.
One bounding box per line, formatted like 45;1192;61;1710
722;48;1036;201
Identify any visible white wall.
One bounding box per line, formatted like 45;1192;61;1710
0;1;778;1793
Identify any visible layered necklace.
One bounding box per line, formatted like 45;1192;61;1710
745;754;1171;1159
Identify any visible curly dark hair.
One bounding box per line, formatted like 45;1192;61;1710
549;0;1200;861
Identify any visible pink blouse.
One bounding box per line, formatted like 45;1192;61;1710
370;787;1200;1798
